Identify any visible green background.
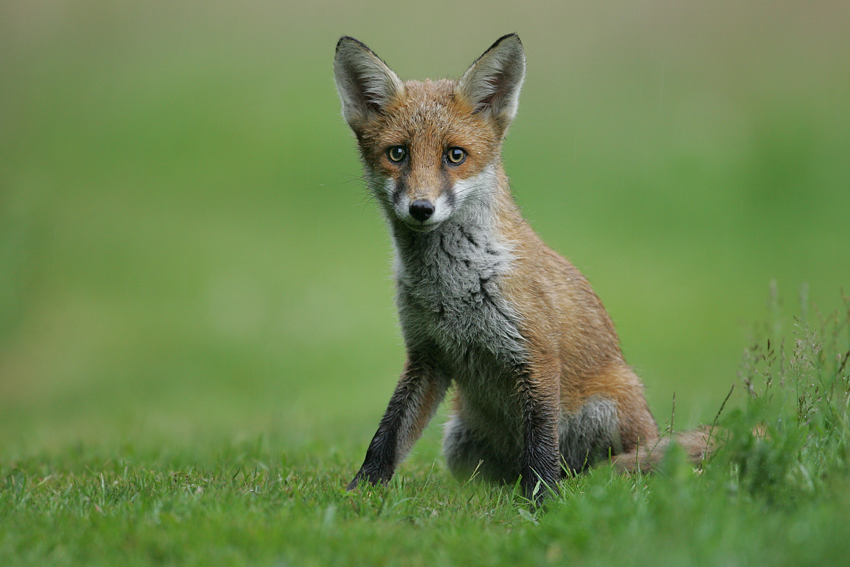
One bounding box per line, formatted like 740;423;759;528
2;0;848;461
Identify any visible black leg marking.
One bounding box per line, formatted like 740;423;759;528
348;357;447;490
518;374;561;504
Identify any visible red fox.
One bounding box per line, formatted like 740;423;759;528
334;34;712;502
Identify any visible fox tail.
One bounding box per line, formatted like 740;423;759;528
610;427;717;473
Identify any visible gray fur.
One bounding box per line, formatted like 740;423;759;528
366;166;525;367
559;397;622;470
374;165;531;467
443;412;519;481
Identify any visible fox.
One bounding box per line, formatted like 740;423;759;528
333;33;713;503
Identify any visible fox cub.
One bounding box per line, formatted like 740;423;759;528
334;34;711;502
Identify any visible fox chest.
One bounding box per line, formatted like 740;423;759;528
394;224;527;378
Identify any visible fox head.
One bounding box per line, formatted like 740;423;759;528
334;34;526;233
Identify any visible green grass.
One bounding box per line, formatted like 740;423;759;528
3;296;850;566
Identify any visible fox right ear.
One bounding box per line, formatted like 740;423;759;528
334;37;404;129
459;34;526;134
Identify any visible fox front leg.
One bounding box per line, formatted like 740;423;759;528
518;370;562;504
348;357;448;489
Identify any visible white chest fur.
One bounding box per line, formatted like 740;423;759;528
392;211;527;376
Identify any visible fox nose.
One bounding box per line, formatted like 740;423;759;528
409;199;435;222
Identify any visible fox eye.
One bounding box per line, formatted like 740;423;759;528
446;147;466;165
387;146;407;163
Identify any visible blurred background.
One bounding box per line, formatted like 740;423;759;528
1;0;848;460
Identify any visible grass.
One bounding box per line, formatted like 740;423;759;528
3;294;849;566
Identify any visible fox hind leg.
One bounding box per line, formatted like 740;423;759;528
559;396;623;471
443;413;518;483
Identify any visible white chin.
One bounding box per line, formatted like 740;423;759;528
404;221;440;233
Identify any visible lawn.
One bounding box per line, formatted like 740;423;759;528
2;1;849;565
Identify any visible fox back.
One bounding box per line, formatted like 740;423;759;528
335;34;711;502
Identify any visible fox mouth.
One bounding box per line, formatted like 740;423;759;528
404;220;440;233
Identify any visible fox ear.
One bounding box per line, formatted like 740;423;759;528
459;34;526;133
334;37;404;129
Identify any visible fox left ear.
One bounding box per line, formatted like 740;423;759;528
459;34;526;133
334;37;404;131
